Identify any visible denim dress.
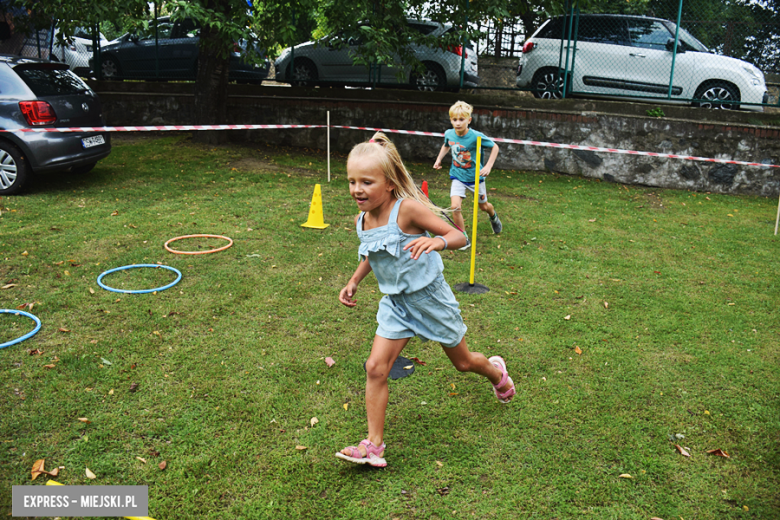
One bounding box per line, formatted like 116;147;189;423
357;198;467;347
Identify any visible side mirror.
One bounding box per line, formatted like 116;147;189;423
665;38;685;53
130;34;139;43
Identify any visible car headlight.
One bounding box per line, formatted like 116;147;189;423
742;65;765;86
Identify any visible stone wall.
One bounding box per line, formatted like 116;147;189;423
90;83;780;196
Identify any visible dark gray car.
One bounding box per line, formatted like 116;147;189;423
0;56;111;195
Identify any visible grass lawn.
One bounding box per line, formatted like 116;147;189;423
1;133;779;519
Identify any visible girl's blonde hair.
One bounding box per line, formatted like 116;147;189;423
347;132;448;215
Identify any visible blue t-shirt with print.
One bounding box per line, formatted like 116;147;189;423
444;128;495;185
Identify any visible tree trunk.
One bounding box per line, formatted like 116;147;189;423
192;24;230;145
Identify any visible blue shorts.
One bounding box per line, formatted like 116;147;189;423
376;274;467;348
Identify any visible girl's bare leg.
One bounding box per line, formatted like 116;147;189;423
441;337;513;397
340;336;409;458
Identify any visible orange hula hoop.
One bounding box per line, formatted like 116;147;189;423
164;234;234;255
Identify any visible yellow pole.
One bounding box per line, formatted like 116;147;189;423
468;136;481;284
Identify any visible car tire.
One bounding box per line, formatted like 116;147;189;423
531;68;565;99
412;62;445;92
693;81;740;110
0;141;29;195
290;59;317;87
70;162;97;175
101;56;121;80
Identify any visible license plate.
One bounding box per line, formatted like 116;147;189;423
82;135;105;149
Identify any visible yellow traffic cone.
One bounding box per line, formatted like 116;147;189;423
301;184;330;229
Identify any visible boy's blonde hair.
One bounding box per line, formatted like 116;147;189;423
449;100;473;119
348;132;447;215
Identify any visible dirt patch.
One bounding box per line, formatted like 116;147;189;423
230;157;323;176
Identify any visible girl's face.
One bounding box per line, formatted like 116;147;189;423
347;155;395;212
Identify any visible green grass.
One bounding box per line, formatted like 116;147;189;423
1;133;779;519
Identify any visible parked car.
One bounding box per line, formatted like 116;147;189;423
52;27;108;76
0;56;111;195
516;14;768;111
274;19;479;91
96;17;270;83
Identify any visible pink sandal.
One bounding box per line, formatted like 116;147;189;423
335;439;387;467
489;356;516;404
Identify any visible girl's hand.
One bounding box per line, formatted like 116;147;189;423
403;236;445;260
339;282;359;307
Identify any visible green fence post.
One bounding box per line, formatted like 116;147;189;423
154;1;159;79
667;0;684;100
566;5;581;98
459;0;468;90
560;1;577;99
290;9;295;84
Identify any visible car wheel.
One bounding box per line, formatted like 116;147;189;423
531;68;565;99
412;63;445;92
101;56;121;80
290;59;317;87
693;81;740;110
70;162;96;175
0;141;29;195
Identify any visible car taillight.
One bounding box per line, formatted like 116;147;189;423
233;42;241;53
446;45;463;56
522;41;535;53
19;101;57;126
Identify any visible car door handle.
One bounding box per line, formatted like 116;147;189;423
629;53;647;58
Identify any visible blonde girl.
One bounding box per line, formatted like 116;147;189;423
336;132;515;468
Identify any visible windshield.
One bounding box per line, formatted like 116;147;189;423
664;22;709;52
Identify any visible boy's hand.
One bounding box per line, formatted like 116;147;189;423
433;160;442;170
479;165;492;176
403;236;444;260
338;282;359;307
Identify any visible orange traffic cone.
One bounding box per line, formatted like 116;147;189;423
301;184;330;229
422;180;429;197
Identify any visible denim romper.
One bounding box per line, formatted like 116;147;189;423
357;198;467;348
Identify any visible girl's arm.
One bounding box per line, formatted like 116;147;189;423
398;199;467;260
480;144;500;176
433;144;450;169
339;258;372;307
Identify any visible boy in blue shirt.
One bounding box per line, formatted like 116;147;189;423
433;101;502;249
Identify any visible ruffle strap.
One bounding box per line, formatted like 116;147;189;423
358;233;403;259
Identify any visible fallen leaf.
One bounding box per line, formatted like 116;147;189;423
403;365;413;370
43;364;56;369
706;449;730;458
324;357;335;367
21;250;28;256
574;346;583;355
675;444;691;457
28;349;43;355
436;461;443;467
136;456;147;463
47;467;59;477
604;301;609;309
410;357;427;366
1;283;17;289
449;392;458;396
89;288;95;294
588;218;596;222
564;315;571;320
31;459;45;480
110;210;119;216
58;327;70;333
77;418;91;423
618;473;633;478
310;417;319;427
129;382;139;392
343;403;349;411
85;467;96;479
101;358;112;366
158;461;167;470
108;389;114;395
436;487;450;496
295;445;307;450
650;517;665;520
451;383;456;389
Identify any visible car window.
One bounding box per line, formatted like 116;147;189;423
138;22;173;41
628;20;672;50
536;18;563;39
174;19;200;38
442;26;474;49
14;67;88;96
408;22;438;36
577;17;628;45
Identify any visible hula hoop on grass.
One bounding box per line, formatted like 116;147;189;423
0;309;42;349
164;234;233;255
97;264;182;294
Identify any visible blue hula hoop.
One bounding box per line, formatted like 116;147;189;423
0;309;42;349
97;264;182;294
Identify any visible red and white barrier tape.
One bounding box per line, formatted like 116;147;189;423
4;123;778;169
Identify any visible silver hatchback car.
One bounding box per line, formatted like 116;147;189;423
275;19;479;91
0;57;111;195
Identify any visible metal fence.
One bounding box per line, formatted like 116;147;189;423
21;0;780;110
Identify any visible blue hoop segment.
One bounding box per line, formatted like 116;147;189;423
0;309;42;349
97;264;182;294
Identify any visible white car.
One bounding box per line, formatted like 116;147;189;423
52;27;108;76
275;19;479;91
516;14;768;111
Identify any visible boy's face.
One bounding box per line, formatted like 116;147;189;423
450;114;471;135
